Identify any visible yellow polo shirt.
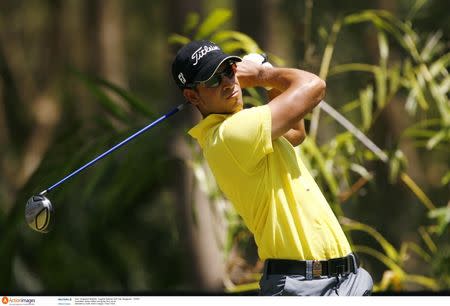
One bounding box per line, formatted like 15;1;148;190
188;105;352;260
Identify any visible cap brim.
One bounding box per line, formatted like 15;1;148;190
196;55;242;83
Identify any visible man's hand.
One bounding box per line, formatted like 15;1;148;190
235;59;266;89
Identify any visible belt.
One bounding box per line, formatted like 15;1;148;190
266;253;360;279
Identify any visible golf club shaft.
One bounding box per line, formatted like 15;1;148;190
318;100;388;162
40;103;187;195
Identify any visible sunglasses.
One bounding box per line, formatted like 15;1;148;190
196;61;236;88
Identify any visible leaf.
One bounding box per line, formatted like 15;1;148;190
404;274;440;291
71;70;129;123
71;69;156;119
427;77;450;125
405;91;418;115
353;245;404;276
418;226;438;253
318;26;328;41
318;19;341;80
244;87;263;99
183;12;200;34
428;206;450;235
343;11;374;25
344;10;423;63
401;173;436;211
388;150;407;183
340;99;360;113
341;218;399;261
168;34;190;46
430;53;450;77
374;67;387;108
403;60;429;111
349;163;373;180
420;31;443;61
242;96;263;107
404;128;438;139
211;30;261;54
329;63;377;76
438;75;450;95
426;130;446;150
406;0;428;21
195;8;232;40
402;242;432;263
441;171;450;186
91;77;155;118
225;280;260;293
378;31;389;63
388;64;401;97
266;52;285;67
360;85;374;131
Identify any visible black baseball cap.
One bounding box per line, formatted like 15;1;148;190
172;40;241;89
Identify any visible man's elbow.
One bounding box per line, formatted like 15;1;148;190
287;129;307;147
293;133;306;147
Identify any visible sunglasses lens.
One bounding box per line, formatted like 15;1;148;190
202;62;235;88
224;64;235;77
204;75;221;87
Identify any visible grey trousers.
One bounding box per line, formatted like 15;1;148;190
259;266;373;296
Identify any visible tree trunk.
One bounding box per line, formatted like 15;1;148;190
236;0;293;63
96;0;127;89
90;0;129;126
167;0;225;291
0;1;62;197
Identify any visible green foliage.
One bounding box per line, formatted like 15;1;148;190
169;9;262;55
310;8;449;290
341;217;440;291
428;206;450;235
195;8;232;39
70;69;156;119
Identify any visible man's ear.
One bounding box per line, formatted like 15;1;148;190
183;88;200;106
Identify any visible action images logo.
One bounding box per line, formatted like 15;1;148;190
2;297;35;305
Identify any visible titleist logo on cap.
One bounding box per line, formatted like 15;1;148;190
191;45;220;66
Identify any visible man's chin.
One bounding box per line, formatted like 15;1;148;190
232;103;243;114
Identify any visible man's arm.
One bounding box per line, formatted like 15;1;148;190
267;88;306;146
237;60;325;142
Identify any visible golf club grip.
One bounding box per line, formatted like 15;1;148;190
41;103;187;195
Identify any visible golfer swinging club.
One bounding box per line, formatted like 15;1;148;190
172;40;373;296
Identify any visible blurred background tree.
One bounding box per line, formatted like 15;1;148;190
0;0;448;294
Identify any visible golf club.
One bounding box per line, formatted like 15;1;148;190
25;103;187;233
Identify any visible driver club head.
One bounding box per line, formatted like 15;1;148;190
25;194;54;233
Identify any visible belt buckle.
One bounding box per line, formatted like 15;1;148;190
312;260;322;278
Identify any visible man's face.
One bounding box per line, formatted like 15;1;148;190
185;61;243;116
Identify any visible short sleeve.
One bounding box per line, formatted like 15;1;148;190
220;105;273;173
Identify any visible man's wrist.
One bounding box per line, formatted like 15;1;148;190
257;65;274;89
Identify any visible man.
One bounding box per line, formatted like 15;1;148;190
172;40;373;296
